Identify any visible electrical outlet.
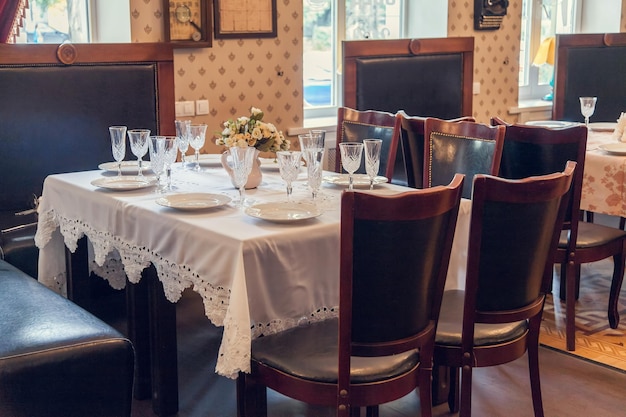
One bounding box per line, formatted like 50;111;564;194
473;82;481;95
175;101;195;117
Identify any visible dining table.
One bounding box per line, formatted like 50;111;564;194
34;154;471;414
582;124;626;217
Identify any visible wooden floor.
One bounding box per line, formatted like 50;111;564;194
126;289;626;417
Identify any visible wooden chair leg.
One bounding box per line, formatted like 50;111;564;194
565;261;577;351
527;316;545;417
609;248;626;328
447;367;460;414
620;217;626;230
418;359;433;417
237;372;267;417
459;364;473;417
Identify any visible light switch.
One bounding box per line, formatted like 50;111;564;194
196;100;209;115
473;82;481;95
183;101;195;116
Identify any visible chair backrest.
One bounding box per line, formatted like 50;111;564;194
397;111;475;189
335;107;402;183
0;43;175;220
464;164;575;337
553;33;626;122
423;118;505;199
342;37;474;119
494;120;588;250
339;174;464;362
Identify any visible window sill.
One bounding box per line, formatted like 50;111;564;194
509;99;553;123
287;117;337;136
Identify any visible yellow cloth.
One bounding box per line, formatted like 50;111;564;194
533;37;556;66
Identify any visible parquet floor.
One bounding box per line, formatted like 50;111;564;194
541;259;626;371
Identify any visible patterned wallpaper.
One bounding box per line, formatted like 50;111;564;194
129;1;624;144
129;0;303;154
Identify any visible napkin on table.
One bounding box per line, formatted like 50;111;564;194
612;112;626;142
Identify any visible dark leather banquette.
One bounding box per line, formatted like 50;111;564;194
0;42;175;278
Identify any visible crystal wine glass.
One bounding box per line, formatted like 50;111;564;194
161;136;179;191
127;129;150;177
363;139;382;190
174;120;191;169
229;146;256;207
277;151;303;202
148;136;167;193
339;142;364;191
109;126;127;176
188;124;208;171
298;132;325;200
580;97;597;127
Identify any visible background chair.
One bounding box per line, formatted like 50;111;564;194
435;163;575;417
423;118;505;199
493;118;626;351
335;106;403;183
396;111;475;189
237;175;465;417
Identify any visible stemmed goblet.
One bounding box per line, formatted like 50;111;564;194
363;139;382;190
339;142;363;191
161;136;179;191
229;146;257;207
148;136;166;193
174;120;191;169
299;132;325;201
188;124;208;171
127;129;150;177
580;97;597;127
109;126;127;176
277;151;303;202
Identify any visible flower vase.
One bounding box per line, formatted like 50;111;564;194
221;149;262;189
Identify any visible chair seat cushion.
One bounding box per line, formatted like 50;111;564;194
560;222;626;248
435;290;528;346
251;318;419;384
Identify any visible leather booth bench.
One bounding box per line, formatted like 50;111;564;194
0;259;134;417
0;42;175;279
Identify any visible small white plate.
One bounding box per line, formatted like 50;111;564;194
589;122;617;132
525;120;577;129
323;174;388;188
196;154;222;167
91;176;156;191
98;160;151;174
155;193;231;210
245;202;323;223
599;143;626;155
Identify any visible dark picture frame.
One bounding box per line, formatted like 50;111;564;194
214;0;277;39
163;0;212;48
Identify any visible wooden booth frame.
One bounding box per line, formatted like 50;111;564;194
214;0;277;39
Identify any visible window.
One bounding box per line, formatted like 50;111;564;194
303;0;405;119
519;0;579;101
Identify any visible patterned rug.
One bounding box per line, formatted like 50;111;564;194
541;259;626;372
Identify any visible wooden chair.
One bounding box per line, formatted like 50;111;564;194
423;118;505;199
335;107;402;184
396;111;475;189
237;175;465;417
435;162;576;417
493;117;626;351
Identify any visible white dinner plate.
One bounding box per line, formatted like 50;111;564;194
98;160;151;174
155;193;231;210
525;120;577;129
598;143;626;155
196;154;223;167
323;174;388;188
245;202;323;223
589;122;617;132
91;176;157;190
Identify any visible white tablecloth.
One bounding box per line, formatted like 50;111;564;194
35;162;470;378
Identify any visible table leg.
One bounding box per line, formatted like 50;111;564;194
146;265;179;416
127;278;152;400
64;236;91;308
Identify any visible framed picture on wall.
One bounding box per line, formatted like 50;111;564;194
164;0;212;47
214;0;277;39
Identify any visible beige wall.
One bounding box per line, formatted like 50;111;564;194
129;0;303;153
129;1;623;141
